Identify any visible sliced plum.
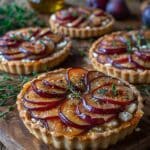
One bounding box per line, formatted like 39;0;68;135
3;52;28;60
32;79;66;98
59;100;92;129
19;42;46;55
31;107;59;120
85;71;105;91
89;76;120;92
76;103;116;125
23;100;60;111
92;84;135;106
47;118;84;136
82;94;122;114
23;88;65;105
66;68;88;91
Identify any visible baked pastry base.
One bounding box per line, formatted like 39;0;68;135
17;69;143;150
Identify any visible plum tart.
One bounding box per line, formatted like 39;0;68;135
49;7;114;38
17;68;143;149
0;28;71;74
89;30;150;83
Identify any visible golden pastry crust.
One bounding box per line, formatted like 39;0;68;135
17;68;143;149
49;7;114;38
89;30;150;83
0;28;71;75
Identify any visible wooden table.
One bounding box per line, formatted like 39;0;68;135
0;0;150;150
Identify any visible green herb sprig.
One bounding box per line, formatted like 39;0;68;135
126;39;132;53
0;72;39;118
0;3;46;36
112;84;117;96
67;82;81;99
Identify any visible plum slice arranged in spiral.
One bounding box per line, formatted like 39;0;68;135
93;31;150;70
0;28;68;61
21;68;138;136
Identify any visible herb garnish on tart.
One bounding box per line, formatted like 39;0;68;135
17;68;143;149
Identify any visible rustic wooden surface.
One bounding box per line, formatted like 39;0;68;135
0;0;150;150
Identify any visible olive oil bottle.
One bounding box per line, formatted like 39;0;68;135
28;0;64;13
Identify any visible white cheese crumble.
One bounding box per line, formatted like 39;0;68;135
119;111;133;122
67;23;73;27
104;63;112;67
86;26;91;29
93;52;98;58
51;14;56;21
57;40;67;49
0;55;7;61
132;47;138;51
126;103;137;113
105;120;118;128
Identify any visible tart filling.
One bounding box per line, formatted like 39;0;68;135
89;30;150;83
17;68;143;144
0;28;69;62
49;7;114;38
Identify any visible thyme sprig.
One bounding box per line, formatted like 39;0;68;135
67;82;81;99
0;3;46;36
112;84;117;96
126;39;132;53
136;85;150;97
0;73;35;118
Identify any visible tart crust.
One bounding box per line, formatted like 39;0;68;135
0;28;71;75
17;69;143;149
49;9;114;39
89;31;150;83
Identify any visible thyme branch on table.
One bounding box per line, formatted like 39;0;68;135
0;3;46;36
136;85;150;97
0;73;33;118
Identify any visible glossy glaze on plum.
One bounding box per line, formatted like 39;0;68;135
93;31;150;70
51;7;112;28
0;28;68;61
21;68;138;136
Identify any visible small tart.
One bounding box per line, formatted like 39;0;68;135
89;30;150;83
17;68;143;149
49;7;114;38
0;28;71;74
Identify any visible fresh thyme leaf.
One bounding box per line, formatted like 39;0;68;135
98;89;108;95
0;3;46;36
112;84;117;96
126;39;132;53
67;82;81;99
125;25;133;31
136;85;150;96
72;12;78;17
77;49;86;57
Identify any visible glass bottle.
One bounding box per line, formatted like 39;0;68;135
28;0;64;13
